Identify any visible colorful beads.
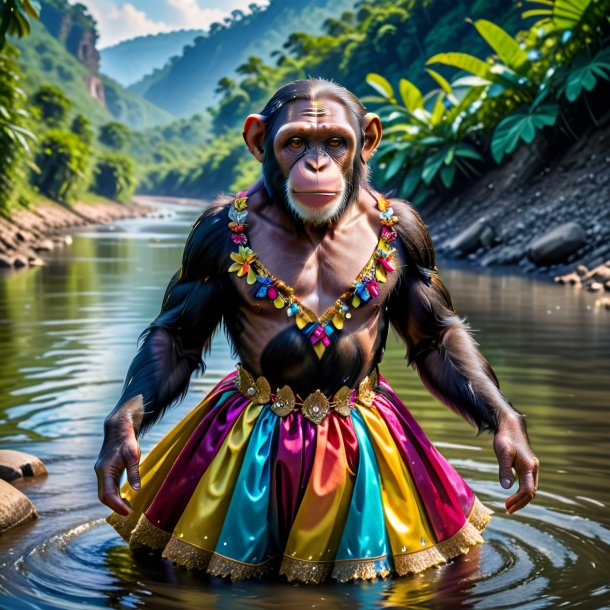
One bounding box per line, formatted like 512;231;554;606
227;192;398;359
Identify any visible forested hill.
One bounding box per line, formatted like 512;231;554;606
11;0;173;129
129;0;358;118
100;29;206;87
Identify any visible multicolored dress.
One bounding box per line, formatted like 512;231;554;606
106;191;492;583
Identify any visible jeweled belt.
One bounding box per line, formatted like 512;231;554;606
235;363;379;425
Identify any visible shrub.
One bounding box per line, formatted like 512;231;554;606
99;121;130;150
31;83;72;127
33;129;92;203
93;153;137;202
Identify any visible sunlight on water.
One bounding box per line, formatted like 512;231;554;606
0;201;609;610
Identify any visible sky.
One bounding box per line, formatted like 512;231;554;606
68;0;268;48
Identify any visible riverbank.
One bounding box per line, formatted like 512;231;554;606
420;120;610;287
0;198;154;269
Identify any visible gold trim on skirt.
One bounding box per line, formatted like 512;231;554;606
107;497;492;583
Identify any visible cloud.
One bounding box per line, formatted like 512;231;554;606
70;0;270;48
74;1;173;48
164;0;266;30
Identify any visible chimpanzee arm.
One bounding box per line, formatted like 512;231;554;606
111;205;227;435
387;200;539;513
95;205;228;515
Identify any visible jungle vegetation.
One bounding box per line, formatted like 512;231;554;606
0;1;138;209
141;0;609;203
1;0;609;211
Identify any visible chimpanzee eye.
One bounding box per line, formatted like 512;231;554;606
326;137;345;150
287;138;304;150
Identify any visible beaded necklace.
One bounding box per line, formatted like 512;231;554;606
227;190;398;359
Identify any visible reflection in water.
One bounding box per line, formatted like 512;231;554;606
0;202;609;609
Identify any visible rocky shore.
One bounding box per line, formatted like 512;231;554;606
0;198;154;270
421;122;610;292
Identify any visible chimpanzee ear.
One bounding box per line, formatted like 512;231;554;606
243;114;266;163
361;113;382;162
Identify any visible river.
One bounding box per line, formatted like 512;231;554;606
0;201;609;610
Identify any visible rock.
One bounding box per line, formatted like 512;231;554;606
0;255;14;268
576;265;589;277
480;225;497;248
586;282;603;292
554;271;581;284
595;296;610;310
28;257;45;267
444;217;494;257
606;280;610;292
0;450;47;482
495;245;525;265
12;254;28;268
33;238;54;252
0;479;38;532
528;222;587;266
582;263;610;285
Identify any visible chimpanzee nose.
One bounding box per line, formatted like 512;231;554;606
305;149;329;172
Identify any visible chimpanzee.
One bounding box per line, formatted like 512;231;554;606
95;78;539;583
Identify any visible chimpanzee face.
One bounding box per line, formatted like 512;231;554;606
271;98;357;224
244;95;382;225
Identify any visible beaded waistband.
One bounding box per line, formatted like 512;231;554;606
235;364;379;425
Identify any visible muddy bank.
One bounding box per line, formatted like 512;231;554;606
420;121;610;285
0;199;154;269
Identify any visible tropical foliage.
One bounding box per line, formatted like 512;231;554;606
0;0;139;210
140;0;524;198
0;1;39;211
93;153;137;202
0;45;36;210
365;0;610;203
33;129;92;203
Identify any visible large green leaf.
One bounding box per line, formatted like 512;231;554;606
564;47;610;102
430;92;446;126
522;0;593;30
398;78;424;111
473;19;530;73
454;142;484;161
427;52;491;79
366;73;396;102
385;147;410;181
440;163;456;189
400;167;422;199
491;104;559;163
426;69;459;106
422;148;447;185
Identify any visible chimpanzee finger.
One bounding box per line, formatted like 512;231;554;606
126;461;141;491
493;433;516;489
506;471;536;514
99;471;132;515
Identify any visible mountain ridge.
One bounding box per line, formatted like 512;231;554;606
100;29;207;87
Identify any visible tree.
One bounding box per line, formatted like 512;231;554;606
93;153;137;202
32;84;72;127
34;130;92;203
0;0;40;49
71;114;93;145
0;46;36;210
215;76;236;97
99;121;130;150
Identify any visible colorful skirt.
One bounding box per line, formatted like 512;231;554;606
106;368;492;583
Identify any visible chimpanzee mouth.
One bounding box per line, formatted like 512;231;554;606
291;191;340;196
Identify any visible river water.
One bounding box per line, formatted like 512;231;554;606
0;201;608;610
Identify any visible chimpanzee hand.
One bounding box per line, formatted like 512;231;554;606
94;396;144;516
493;414;540;514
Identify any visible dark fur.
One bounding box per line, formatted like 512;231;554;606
260;326;365;397
116;204;229;435
388;199;522;434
